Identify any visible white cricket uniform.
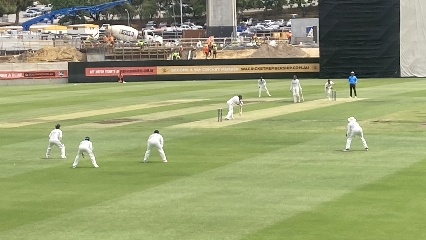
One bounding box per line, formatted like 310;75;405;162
345;121;368;150
225;96;242;120
325;81;334;99
290;79;302;103
144;133;167;162
258;78;271;97
46;129;66;158
72;140;98;168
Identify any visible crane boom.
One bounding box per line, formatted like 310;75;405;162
22;0;131;31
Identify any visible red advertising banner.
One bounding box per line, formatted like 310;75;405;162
85;67;157;76
0;70;68;80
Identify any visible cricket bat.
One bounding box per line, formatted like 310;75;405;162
301;91;305;102
239;105;243;116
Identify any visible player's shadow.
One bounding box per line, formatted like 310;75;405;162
333;149;367;152
139;161;166;164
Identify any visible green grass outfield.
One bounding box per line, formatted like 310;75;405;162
1;78;426;240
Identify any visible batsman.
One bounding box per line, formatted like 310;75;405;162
325;79;335;100
224;95;243;120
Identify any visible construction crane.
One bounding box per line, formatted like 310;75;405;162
22;0;131;31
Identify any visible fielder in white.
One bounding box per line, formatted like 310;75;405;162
344;117;369;151
258;77;271;97
46;124;66;159
325;79;334;100
290;75;302;103
144;130;167;163
72;137;99;168
225;95;243;120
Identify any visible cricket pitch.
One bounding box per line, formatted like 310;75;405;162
171;98;366;129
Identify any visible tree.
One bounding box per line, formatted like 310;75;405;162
289;0;310;17
188;0;205;17
0;0;15;17
15;0;33;25
139;0;158;20
258;0;287;16
236;0;258;16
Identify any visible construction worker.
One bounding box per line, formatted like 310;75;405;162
286;31;292;44
212;43;217;59
172;51;180;60
203;44;209;59
137;39;145;48
208;42;213;57
103;35;109;44
179;45;184;58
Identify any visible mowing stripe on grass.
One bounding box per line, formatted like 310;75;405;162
1;135;421;240
171;98;366;129
67;98;286;129
0;99;207;128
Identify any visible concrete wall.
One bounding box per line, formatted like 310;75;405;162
0;62;68;85
0;62;68;71
291;18;319;45
206;0;236;37
0;78;67;85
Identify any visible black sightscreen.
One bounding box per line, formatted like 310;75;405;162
319;0;400;78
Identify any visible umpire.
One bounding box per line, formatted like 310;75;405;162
348;71;357;98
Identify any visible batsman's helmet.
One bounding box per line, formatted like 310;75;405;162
238;95;242;100
85;136;90;141
154;130;159;134
55;124;60;129
347;117;356;122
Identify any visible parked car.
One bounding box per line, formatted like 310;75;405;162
240;17;253;26
186;22;203;29
23;10;37;18
275;19;286;27
146;21;156;28
263;20;274;25
159;22;168;28
286;19;292;27
179;24;192;31
28;8;43;16
264;24;280;30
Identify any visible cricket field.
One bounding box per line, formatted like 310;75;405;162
0;78;425;239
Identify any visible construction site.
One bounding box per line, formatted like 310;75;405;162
0;38;319;63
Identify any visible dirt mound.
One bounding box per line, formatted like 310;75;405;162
249;44;307;58
194;48;258;59
8;46;84;63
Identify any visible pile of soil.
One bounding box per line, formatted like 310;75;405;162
8;46;84;63
249;44;307;58
193;43;308;59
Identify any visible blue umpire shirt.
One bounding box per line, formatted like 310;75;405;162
348;75;357;84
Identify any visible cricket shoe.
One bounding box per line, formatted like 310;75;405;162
94;165;99;168
343;149;350;152
365;148;368;151
46;155;50;159
143;159;147;163
72;165;76;168
268;94;271;97
163;159;168;163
